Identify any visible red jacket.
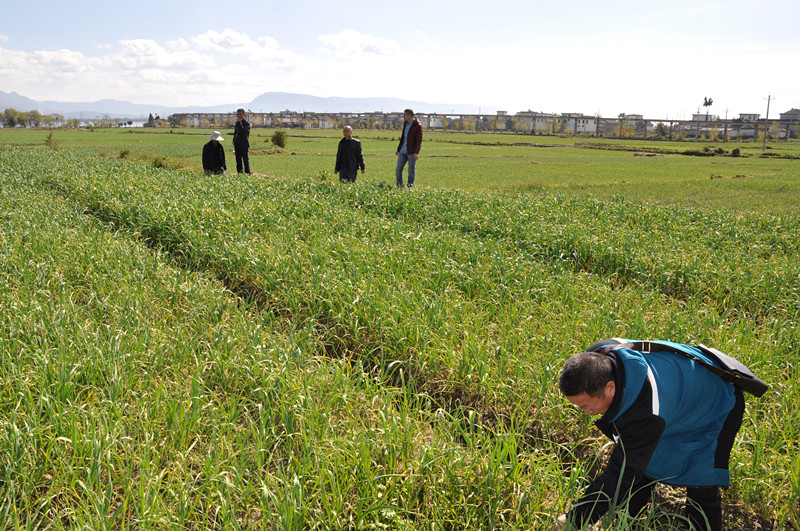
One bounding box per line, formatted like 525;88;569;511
397;119;422;155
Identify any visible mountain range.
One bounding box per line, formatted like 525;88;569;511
0;90;494;119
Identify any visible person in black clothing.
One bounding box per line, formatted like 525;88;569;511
334;125;365;182
233;108;251;174
202;131;226;174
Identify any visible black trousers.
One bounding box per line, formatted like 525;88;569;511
338;169;357;182
626;482;721;530
235;149;250;174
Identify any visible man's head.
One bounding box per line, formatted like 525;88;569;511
559;352;616;416
404;109;414;123
343;125;353;139
209;131;224;144
237;108;245;121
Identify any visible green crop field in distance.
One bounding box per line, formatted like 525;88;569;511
3;127;798;214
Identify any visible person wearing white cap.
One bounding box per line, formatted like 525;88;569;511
202;131;226;174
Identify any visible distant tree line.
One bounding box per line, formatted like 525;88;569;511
144;113;169;128
1;108;135;128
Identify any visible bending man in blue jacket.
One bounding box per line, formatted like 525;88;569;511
555;339;745;531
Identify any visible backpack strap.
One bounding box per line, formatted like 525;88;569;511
597;340;768;396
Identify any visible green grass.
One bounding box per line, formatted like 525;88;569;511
0;129;799;529
4;127;799;215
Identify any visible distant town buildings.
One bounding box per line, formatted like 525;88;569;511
780;108;800;122
4;103;797;140
167;107;800;140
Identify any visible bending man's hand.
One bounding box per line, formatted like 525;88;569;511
549;514;568;530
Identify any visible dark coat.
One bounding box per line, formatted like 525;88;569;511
202;141;226;173
335;137;365;172
233;119;250;150
396;119;422;155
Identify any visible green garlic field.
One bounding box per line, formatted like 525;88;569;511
1;129;798;529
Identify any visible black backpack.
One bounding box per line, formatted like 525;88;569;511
592;339;769;397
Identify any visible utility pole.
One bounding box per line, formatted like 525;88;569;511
762;94;772;153
695;107;700;142
723;109;729;142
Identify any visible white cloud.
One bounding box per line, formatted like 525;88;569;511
32;49;94;72
0;34;9;43
0;46;29;72
186;28;296;69
0;28;315;106
318;29;401;58
191;28;278;53
167;38;191;51
111;39;210;71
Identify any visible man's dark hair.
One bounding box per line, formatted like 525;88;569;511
404;108;414;116
237;108;245;114
559;352;614;397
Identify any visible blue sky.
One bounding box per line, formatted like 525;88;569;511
1;0;798;118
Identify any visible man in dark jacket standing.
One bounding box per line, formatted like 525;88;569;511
233;108;251;174
202;131;226;174
335;125;365;182
554;338;745;531
395;108;422;188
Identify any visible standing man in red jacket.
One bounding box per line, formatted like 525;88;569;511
395;108;422;188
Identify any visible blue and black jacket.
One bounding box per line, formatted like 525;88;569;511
568;339;743;525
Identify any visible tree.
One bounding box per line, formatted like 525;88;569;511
16;111;30;128
3;108;20;127
29;110;43;127
50;113;64;127
271;130;288;149
44;131;59;149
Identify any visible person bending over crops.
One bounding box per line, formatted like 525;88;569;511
202;131;226;175
554;339;745;531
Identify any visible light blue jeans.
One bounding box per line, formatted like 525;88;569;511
395;152;416;188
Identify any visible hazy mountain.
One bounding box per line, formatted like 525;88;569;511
0;91;41;112
0;90;494;120
0;91;243;119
